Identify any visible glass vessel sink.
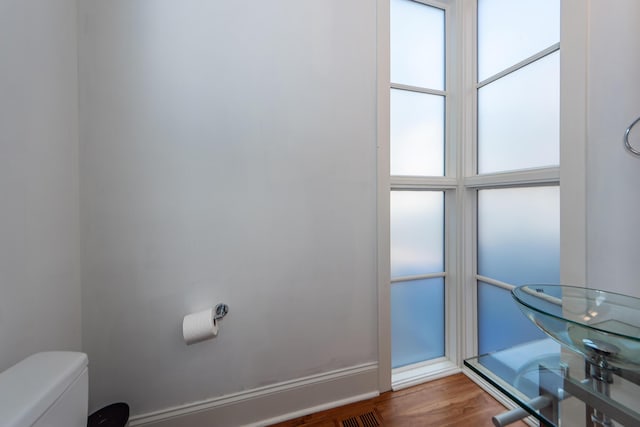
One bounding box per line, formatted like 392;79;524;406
512;285;640;371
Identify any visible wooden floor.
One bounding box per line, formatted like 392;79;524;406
268;374;528;427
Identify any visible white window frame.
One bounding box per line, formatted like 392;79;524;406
460;0;588;409
377;0;581;393
378;0;461;392
466;0;561;359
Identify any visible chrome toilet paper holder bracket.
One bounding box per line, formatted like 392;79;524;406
214;303;229;321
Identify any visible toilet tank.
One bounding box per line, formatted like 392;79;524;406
0;351;88;427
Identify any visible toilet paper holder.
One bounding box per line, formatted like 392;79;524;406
214;303;229;321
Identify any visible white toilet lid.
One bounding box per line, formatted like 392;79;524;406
0;351;88;427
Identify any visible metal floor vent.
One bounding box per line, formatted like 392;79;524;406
339;410;382;427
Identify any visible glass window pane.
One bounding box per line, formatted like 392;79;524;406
391;0;444;90
391;89;444;176
478;186;560;285
392;278;445;368
478;52;559;174
391;191;444;278
478;0;560;81
477;282;547;354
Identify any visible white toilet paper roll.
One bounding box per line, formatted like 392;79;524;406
182;308;218;345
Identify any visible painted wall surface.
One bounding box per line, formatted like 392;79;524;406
78;0;378;415
0;1;81;371
586;0;640;298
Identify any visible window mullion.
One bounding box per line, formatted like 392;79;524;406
477;42;560;89
390;83;447;97
391;176;457;190
392;272;446;283
463;166;559;189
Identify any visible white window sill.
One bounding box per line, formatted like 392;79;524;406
391;358;461;391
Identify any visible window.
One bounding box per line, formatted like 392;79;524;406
390;0;445;178
390;191;445;366
380;0;561;387
474;0;560;354
477;187;559;353
389;0;449;372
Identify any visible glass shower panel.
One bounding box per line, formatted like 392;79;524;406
478;52;559;174
391;0;444;90
390;191;444;278
478;186;560;285
478;0;559;81
390;89;445;177
477;281;547;354
391;278;445;368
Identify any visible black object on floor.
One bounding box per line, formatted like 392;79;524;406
87;402;129;427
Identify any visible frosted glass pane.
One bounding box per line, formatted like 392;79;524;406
392;278;445;368
390;89;444;176
478;52;559;174
391;191;444;278
391;0;444;90
478;187;559;285
477;282;546;354
478;0;559;81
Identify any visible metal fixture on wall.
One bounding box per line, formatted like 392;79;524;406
624;116;640;156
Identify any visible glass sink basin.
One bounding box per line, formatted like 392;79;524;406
512;285;640;371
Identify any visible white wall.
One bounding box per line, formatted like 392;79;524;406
585;0;640;298
0;0;81;371
78;0;378;418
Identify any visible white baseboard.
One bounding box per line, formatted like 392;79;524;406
128;362;379;427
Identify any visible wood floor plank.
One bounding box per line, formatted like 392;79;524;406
268;374;528;427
